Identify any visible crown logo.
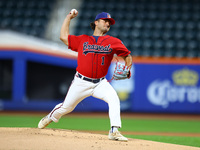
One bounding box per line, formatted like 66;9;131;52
172;68;199;86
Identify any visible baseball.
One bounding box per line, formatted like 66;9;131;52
70;9;78;15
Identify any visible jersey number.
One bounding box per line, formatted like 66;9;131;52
101;56;105;65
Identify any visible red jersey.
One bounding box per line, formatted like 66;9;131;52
68;35;131;78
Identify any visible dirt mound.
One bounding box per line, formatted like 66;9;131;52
0;127;199;150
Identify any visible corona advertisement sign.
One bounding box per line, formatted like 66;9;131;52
133;64;200;113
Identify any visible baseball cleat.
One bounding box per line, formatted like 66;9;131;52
108;130;128;141
38;116;52;129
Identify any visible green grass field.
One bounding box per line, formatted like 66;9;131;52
0;114;200;148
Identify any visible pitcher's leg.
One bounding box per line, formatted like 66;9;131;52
49;77;92;122
48;101;76;122
92;80;121;127
92;80;128;141
107;90;121;127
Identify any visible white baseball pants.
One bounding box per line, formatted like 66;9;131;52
48;73;122;127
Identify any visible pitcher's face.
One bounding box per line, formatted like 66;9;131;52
95;19;111;33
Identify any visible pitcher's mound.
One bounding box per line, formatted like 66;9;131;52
0;127;199;150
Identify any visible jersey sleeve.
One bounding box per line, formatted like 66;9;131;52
68;35;83;52
113;38;131;56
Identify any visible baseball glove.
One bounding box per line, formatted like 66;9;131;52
112;62;131;80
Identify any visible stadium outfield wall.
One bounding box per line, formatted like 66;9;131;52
0;47;200;113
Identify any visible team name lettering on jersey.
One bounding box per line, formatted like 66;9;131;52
83;42;113;55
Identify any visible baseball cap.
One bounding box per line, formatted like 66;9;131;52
95;12;115;25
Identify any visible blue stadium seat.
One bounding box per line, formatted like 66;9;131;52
142;49;152;57
163;30;174;40
0;1;6;8
175;21;185;30
187;50;198;58
6;0;16;9
154;40;164;50
141;29;152;39
175;49;187;58
176;40;187;50
164;21;175;30
143;39;153;50
187;41;198;50
197;31;200;41
132;49;141;57
174;30;185;40
132;39;142;50
1;18;12;28
11;18;23;29
153;49;165;57
181;12;191;21
131;29;141;39
164;49;176;57
119;29;130;39
165;40;176;50
13;9;24;18
186;21;196;30
27;1;37;9
16;1;26;9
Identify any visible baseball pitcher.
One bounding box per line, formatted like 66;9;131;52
38;9;132;141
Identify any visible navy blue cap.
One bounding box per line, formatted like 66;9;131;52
95;12;115;25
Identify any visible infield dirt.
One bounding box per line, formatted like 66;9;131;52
0;127;200;150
